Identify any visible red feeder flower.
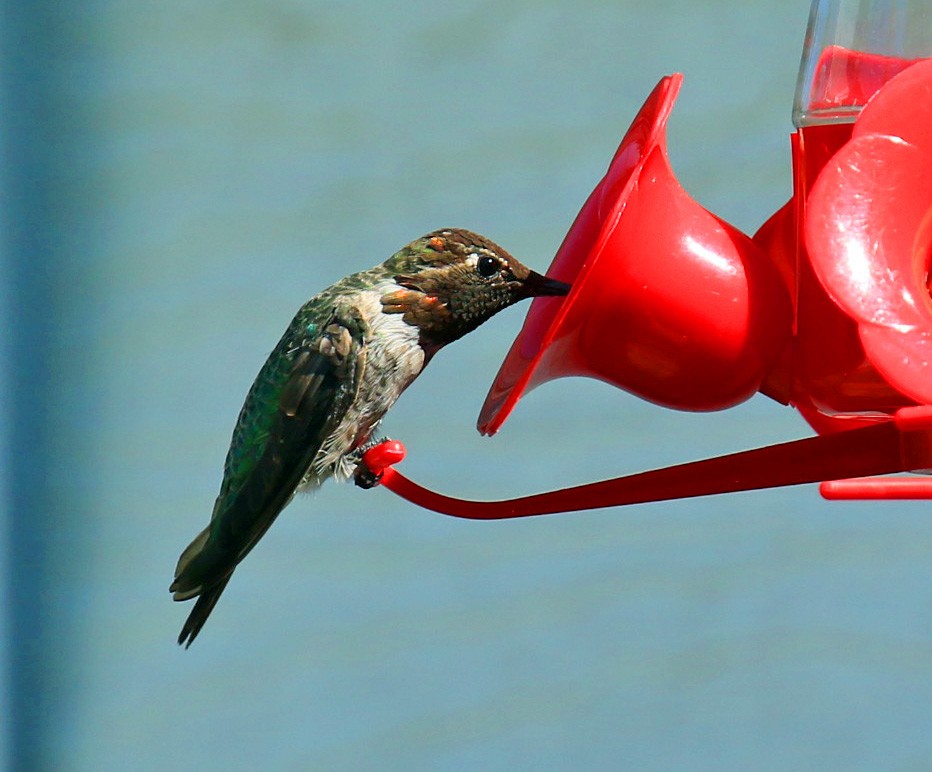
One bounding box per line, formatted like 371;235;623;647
806;58;932;406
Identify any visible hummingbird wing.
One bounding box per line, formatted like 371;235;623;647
171;306;368;647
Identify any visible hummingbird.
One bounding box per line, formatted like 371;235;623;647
170;228;570;646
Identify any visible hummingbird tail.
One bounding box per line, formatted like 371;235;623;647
175;577;231;648
171;525;211;601
171;523;236;647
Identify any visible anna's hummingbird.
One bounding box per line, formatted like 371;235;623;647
170;228;569;646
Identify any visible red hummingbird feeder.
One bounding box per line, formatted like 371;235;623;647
363;0;932;518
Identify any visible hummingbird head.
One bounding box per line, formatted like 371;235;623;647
381;228;570;351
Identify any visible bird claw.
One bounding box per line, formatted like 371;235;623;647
354;464;383;489
355;438;407;488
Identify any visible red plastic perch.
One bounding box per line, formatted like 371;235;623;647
363;407;932;520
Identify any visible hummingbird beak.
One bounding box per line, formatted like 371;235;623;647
520;270;571;298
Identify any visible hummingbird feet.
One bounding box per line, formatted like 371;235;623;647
354;438;407;489
354;463;382;490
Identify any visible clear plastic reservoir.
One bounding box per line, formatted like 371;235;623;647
793;0;932;127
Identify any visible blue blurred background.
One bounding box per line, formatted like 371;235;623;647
6;1;932;769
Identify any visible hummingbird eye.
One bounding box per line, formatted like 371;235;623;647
476;255;501;279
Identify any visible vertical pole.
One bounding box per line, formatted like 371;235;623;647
2;4;61;769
